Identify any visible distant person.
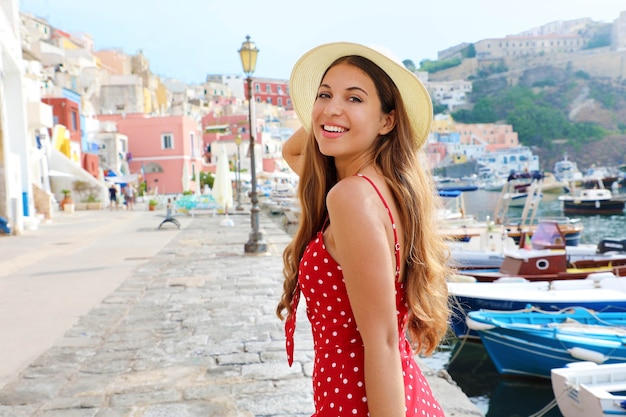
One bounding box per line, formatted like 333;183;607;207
124;185;135;210
108;183;118;210
158;198;180;229
277;42;450;416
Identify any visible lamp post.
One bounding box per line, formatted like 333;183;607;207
234;134;243;211
239;35;267;253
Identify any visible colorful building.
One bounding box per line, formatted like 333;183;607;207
97;114;204;195
251;78;291;110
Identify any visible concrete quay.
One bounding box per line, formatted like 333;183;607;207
0;205;483;417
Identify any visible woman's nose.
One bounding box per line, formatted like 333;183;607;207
323;97;342;117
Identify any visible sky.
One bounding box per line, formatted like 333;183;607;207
18;0;626;84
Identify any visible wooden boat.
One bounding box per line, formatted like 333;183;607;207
465;307;626;378
558;186;626;215
448;274;626;339
439;187;583;246
551;362;626;417
449;232;626;271
454;220;626;282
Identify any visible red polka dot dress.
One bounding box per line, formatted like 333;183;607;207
285;175;444;417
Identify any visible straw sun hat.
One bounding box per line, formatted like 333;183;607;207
289;42;433;147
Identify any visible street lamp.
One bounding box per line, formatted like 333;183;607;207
239;35;267;253
234;134;243;211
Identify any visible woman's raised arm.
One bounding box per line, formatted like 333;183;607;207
282;127;307;176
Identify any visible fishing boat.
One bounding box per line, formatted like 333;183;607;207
582;166;622;189
554;153;584;185
448;274;626;339
551;362;626;417
558;184;626;215
448;215;616;271
454;220;626;282
465;307;626;378
439;187;583;246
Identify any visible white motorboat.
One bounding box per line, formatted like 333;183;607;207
552;362;626;417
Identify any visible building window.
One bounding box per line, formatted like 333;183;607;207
254;83;260;93
277;86;283;95
71;111;78;131
277;97;283;107
266;84;271;94
190;132;195;157
162;133;174;149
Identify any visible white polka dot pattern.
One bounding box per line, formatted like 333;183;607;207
284;176;445;417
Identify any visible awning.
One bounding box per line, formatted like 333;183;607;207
105;174;138;184
204;124;231;133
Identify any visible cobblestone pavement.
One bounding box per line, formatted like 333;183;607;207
0;209;482;417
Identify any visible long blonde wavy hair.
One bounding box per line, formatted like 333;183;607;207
276;55;451;356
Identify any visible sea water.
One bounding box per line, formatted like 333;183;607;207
424;188;626;417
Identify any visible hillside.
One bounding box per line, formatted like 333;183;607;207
535;135;626;173
449;66;626;171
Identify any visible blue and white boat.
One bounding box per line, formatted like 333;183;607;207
554;153;584;185
449;275;626;339
466;307;626;379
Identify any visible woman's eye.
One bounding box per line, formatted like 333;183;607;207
348;96;363;103
317;92;331;99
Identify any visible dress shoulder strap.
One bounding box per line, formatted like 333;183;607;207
356;174;401;278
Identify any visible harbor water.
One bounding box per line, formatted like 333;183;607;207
271;187;626;417
422;187;626;417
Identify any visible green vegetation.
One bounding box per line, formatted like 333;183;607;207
419;57;462;73
451;83;608;149
463;44;476;59
475;62;509;79
588;79;620;108
198;171;214;189
433;102;448;115
402;59;417;73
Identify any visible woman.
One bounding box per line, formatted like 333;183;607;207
277;42;451;417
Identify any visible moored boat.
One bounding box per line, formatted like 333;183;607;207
558;186;626;216
551;362;626;417
554;153;584;185
448;274;626;339
466;307;626;378
454;220;626;282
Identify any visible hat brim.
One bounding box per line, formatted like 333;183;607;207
289;42;433;148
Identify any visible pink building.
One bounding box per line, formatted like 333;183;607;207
97;113;204;194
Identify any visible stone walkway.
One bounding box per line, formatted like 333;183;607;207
0;208;483;417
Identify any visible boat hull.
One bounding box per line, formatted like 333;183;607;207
449;278;626;338
561;199;625;215
467;308;626;379
552;363;626;417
